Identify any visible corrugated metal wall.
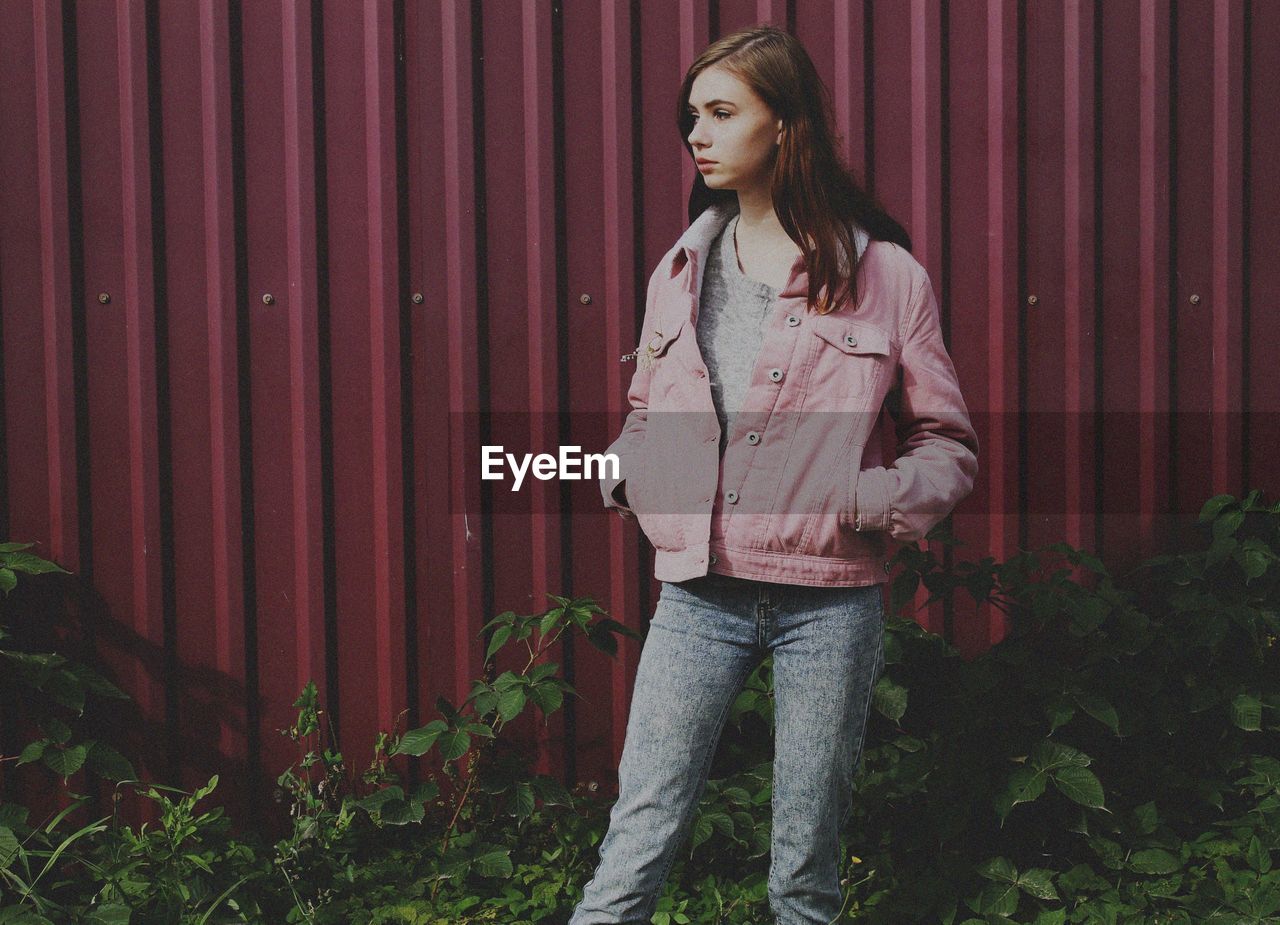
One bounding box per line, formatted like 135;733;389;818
0;0;1271;831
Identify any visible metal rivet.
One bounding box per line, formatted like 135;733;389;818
726;489;739;503
768;368;783;382
262;293;275;305
1189;294;1201;305
746;431;760;445
844;334;857;347
1027;294;1038;306
412;292;424;304
98;292;111;304
709;552;718;565
579;293;592;305
786;314;799;326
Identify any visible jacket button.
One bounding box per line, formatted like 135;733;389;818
746;431;760;445
709;552;718;565
725;489;739;503
785;314;800;326
844;334;858;347
768;368;783;383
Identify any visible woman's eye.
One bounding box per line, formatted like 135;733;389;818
688;110;732;122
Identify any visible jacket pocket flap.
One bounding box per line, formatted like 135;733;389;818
810;316;892;356
640;317;687;359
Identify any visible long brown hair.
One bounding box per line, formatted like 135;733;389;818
677;25;911;315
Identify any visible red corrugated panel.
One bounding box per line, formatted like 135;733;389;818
0;1;1271;829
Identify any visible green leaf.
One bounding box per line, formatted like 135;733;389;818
1017;867;1060;900
85;741;137;782
438;729;471;762
485;624;513;660
85;904;132;925
1247;834;1272;873
0;569;15;594
1198;494;1236;523
17;741;46;766
1052;765;1105;809
472;847;513;878
1234;539;1272;580
1129;848;1180;874
0;542;35;553
996;765;1047;821
1;552;69;576
393;720;448;757
977;855;1018;882
511;781;535;819
497;686;527;723
872;676;907;723
1074;691;1121;735
529;681;564;716
1230;693;1262;731
1211;509;1244;541
0;825;19;870
44;743;88;779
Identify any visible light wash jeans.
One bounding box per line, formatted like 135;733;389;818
569;572;885;925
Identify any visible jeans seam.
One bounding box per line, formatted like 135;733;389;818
643;660;757;920
840;612;884;832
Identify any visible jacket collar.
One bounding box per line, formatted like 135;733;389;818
666;198;869;303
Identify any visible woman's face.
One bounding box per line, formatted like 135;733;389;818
685;65;782;192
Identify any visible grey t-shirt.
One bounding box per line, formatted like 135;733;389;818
695;214;779;456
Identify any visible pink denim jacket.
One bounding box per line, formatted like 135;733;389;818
600;201;978;586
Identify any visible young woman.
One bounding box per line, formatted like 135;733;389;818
573;25;978;925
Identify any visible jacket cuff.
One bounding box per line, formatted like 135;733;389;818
853;467;892;533
600;473;635;519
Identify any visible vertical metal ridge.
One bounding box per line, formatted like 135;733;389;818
1062;0;1098;557
1136;0;1168;551
280;0;326;703
116;0;167;780
984;0;1020;641
362;0;407;733
197;0;247;767
1210;0;1245;494
520;0;560;778
601;0;643;776
441;0;486;703
908;0;945;636
35;0;81;568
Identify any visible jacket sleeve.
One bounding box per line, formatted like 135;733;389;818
599;262;665;520
853;272;979;543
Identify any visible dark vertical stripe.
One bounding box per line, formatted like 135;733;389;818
1239;0;1250;486
392;0;419;778
62;0;92;584
472;0;495;652
226;0;261;826
310;0;340;740
1168;0;1179;527
1092;0;1106;561
1015;0;1029;552
143;0;180;784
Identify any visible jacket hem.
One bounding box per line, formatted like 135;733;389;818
654;542;889;587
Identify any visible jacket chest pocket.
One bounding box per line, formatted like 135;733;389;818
806;314;896;412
